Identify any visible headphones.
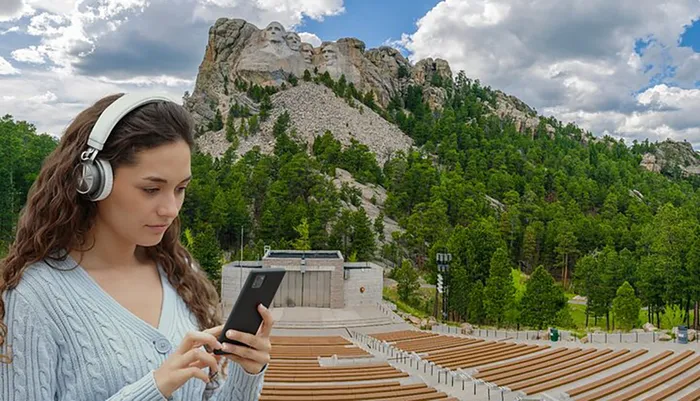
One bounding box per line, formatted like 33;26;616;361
75;93;176;201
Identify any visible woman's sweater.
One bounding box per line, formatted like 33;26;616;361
0;255;266;401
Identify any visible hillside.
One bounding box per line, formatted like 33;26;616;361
195;83;413;165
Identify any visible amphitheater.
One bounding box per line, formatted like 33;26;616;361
222;251;700;401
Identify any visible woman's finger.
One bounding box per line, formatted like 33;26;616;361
176;331;223;355
257;304;275;337
204;325;224;337
223;343;270;365
183;366;211;384
225;330;269;351
178;348;219;374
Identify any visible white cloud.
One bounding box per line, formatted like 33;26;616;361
0;70;190;137
400;0;700;145
298;31;322;47
0;56;21;75
0;26;20;34
1;0;346;137
11;46;47;64
0;0;28;21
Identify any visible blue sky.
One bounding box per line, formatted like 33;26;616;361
0;0;699;146
299;0;440;50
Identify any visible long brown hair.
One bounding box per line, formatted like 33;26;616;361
0;93;221;363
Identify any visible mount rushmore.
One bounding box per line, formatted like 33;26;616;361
184;18;454;130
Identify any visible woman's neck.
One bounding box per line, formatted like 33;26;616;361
71;222;146;271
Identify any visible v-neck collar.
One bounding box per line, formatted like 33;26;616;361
66;253;175;340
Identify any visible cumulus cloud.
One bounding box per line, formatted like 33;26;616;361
0;0;25;21
0;56;21;74
0;0;346;136
400;0;700;145
298;32;322;47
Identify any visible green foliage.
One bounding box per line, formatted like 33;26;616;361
397;64;409;79
209;108;224;131
483;247;516;326
374;212;385;241
520;266;567;329
303;69;312;82
395;260;420;303
612;281;641;330
293;217;311;250
288;73;298;86
191;223;223;291
0;115;57;242
272;111;291;138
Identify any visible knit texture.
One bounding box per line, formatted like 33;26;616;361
1;255;266;401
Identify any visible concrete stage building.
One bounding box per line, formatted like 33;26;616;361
220;250;383;314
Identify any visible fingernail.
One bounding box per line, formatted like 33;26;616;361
227;330;235;338
259;304;267;310
216;341;223;350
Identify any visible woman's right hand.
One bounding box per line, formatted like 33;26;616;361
153;330;224;398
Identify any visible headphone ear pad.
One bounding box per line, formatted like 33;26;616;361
91;158;113;201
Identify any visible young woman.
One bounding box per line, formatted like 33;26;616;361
0;93;272;400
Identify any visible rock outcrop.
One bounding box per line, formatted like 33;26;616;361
640;139;700;176
184;18;452;129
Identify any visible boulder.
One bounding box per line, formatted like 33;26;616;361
643;322;657;332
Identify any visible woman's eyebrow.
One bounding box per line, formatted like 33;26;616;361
142;175;193;184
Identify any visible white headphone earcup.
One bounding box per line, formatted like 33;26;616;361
92;158;113;201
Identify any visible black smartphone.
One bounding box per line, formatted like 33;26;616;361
214;268;286;354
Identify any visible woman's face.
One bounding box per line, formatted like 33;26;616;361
96;139;192;248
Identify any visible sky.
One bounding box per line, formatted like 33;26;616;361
0;0;699;150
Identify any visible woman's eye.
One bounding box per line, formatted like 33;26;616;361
143;188;159;194
177;187;187;193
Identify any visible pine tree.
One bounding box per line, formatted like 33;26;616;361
395;260;419;303
374;211;385;241
192;224;223;291
520;265;567;329
483;247;516;326
612;281;641;330
293;217;311;251
210;108;223;131
303;69;312;82
351;208;375;261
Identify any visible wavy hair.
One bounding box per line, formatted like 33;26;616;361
0;94;221;363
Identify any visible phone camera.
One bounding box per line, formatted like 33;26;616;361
252;275;265;288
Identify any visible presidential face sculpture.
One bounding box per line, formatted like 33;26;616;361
285;32;301;51
263;22;285;44
321;43;339;65
300;43;314;63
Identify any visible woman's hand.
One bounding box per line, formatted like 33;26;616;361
212;304;274;375
153;330;224;398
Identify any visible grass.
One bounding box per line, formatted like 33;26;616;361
568;302;696;331
382;286;432;318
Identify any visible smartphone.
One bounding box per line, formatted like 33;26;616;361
214;268;286;354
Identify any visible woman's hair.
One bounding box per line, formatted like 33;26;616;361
0;93;221;363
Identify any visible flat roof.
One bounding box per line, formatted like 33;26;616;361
265;250;342;259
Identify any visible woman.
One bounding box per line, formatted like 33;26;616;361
0;93;272;400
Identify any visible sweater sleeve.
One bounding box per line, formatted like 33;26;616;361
1;290;168;401
207;362;266;401
1;290;58;401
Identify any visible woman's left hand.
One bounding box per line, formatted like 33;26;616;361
205;304;274;375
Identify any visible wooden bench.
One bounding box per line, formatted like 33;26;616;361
520;349;647;395
260;380;457;400
441;344;548;369
474;347;572;377
608;355;700;401
642;366;700;400
372;330;438;342
478;348;593;381
565;350;673;398
679;386;700;401
574;350;694;401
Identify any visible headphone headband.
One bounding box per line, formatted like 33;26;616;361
85;93;176;159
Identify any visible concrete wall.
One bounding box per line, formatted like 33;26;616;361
343;262;383;307
264;255;345;308
220;266;258;316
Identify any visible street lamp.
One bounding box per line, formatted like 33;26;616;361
436;252;452;322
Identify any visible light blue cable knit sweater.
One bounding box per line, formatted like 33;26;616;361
0;254;266;401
